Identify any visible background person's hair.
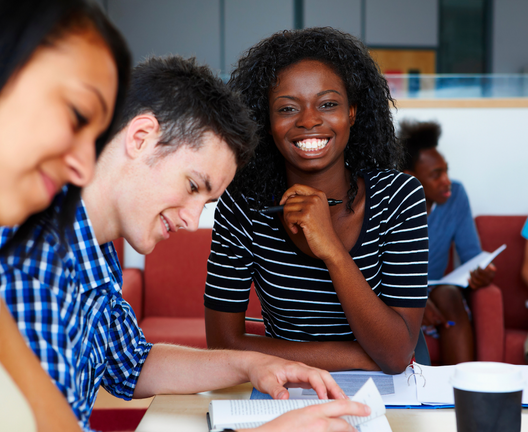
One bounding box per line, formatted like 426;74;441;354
0;0;131;251
228;26;402;210
113;55;258;168
398;119;442;171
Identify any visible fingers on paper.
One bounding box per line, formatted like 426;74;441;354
301;400;370;431
281;367;339;400
264;401;365;432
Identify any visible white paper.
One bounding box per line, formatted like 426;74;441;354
285;363;528;410
414;363;456;405
429;244;506;288
208;378;391;431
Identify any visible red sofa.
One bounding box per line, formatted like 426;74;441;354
425;215;528;365
121;230;262;348
474;215;528;364
120;216;528;364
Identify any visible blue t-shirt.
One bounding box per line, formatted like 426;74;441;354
427;181;482;281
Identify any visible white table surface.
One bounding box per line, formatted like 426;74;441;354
135;382;528;432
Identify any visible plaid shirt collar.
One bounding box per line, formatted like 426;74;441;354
70;199;122;294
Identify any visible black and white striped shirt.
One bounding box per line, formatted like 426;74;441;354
204;170;428;342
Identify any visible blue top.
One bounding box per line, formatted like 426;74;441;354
0;192;152;431
427;181;482;281
522;218;528;240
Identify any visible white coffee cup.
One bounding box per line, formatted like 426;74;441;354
451;362;524;432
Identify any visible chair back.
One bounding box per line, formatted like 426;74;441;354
475;215;528;330
144;229;212;318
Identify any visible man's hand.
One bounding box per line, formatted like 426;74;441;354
422;298;449;328
468;263;496;290
240;400;371;432
245;352;348;400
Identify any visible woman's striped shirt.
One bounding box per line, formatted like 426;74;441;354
204;169;429;342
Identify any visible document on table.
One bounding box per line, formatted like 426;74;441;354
252;362;528;408
415;363;528;406
285;363;456;408
287;369;420;406
208;378;392;432
428;244;506;288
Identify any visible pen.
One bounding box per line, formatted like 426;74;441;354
261;199;343;214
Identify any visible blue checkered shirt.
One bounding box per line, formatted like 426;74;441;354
0;194;152;431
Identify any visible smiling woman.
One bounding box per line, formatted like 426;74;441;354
204;27;429;375
0;0;130;237
0;1;131;431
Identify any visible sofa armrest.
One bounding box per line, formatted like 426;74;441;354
469;283;504;362
122;268;144;323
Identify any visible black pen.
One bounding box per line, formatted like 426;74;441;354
261;199;343;214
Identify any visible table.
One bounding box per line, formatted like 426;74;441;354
135;383;528;432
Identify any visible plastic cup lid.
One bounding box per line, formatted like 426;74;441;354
451;362;524;393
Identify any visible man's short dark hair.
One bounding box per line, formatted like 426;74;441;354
398;119;442;171
114;55;258;167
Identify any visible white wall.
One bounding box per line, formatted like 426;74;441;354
304;0;362;37
365;0;438;47
107;0;221;69
395;107;528;217
492;0;528;73
224;0;293;73
104;0;528;73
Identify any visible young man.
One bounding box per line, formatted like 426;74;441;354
0;56;369;432
399;119;496;365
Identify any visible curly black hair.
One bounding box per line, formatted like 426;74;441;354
398;119;442;171
228;26;402;210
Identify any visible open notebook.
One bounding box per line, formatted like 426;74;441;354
251;362;528;409
208;378;392;431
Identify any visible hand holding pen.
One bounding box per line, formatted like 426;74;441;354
261;198;343;214
268;184;347;262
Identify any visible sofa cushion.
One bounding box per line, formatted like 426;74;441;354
122;268;143;322
504;329;528;365
475;215;528;331
140;317;207;348
144;230;212;318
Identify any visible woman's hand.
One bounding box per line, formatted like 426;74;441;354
240;400;371;432
279;184;344;261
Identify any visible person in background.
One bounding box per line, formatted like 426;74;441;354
204;27;429;375
399;119;496;365
0;0;131;430
1;54;370;432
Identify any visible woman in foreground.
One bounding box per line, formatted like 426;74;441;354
0;0;130;430
205;27;429;375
